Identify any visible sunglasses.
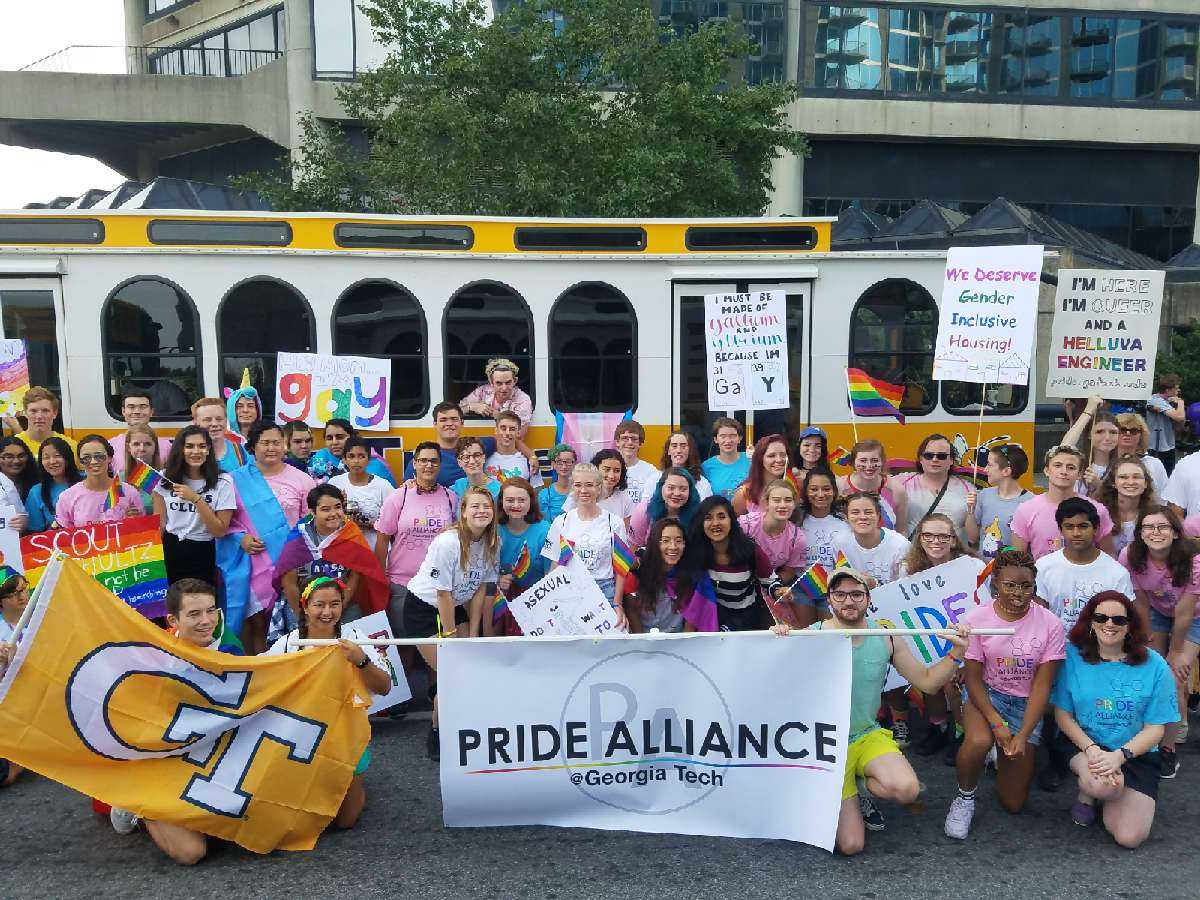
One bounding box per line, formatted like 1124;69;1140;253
921;452;950;460
1092;613;1130;626
1118;427;1141;435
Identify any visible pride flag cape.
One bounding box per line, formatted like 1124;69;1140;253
846;368;905;424
125;459;166;494
215;462;293;633
271;518;389;615
678;573;718;632
611;533;635;578
792;562;829;603
217;432;249;474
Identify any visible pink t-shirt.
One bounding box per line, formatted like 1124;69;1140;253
109;433;174;475
375;483;459;584
738;511;807;571
1009;493;1113;560
1119;547;1200;616
1183;514;1200;539
964;601;1066;698
54;481;144;529
229;465;318;537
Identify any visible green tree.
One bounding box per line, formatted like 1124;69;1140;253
239;0;806;216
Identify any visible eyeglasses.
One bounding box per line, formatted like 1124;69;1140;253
829;589;868;602
459;451;485;461
1141;523;1173;534
0;454;26;462
79;454;108;463
997;581;1036;593
413;457;440;466
1092;613;1130;626
921;452;950;460
920;533;953;542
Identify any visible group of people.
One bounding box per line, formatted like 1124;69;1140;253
0;358;1196;861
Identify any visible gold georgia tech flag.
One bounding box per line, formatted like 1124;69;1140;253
0;556;371;854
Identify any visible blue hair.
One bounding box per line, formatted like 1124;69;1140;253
647;467;700;530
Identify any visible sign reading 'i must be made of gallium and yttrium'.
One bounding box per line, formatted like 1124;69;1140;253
704;291;789;412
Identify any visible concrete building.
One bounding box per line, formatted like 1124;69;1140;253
2;1;1199;261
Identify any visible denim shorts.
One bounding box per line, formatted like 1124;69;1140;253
986;686;1043;746
595;577;616;604
1148;606;1200;644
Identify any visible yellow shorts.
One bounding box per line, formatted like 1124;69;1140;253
842;727;902;800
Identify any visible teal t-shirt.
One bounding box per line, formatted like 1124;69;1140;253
451;476;501;502
500;520;553;590
1050;643;1179;750
809;620;891;742
701;454;751;501
538;484;571;523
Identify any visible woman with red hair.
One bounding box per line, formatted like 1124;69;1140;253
732;434;798;518
1050;590;1179;846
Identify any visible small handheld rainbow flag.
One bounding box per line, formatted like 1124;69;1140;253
125;459;165;494
846;368;905;424
783;468;802;494
611;533;635;577
492;592;509;624
101;478;121;512
792;562;829;602
828;445;853;467
834;549;850;569
512;543;532;580
556;535;575;565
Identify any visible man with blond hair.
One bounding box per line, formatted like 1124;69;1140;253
9;386;75;455
459;358;533;435
191;397;244;473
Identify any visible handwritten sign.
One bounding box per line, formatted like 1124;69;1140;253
508;554;620;637
704;291;789;411
351;610;414;713
1045;269;1165;401
275;352;391;432
933;246;1042;385
20;516;167;618
0;339;30;417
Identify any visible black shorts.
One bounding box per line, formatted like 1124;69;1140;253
163;532;217;586
717;596;770;632
402;598;468;638
1054;734;1161;801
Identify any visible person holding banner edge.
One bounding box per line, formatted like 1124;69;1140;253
772;565;971;855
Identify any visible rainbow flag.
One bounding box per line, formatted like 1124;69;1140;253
792;562;829;602
846;368;905;424
973;558;995;604
834;549;850;569
611;533;635;577
492;592;509;624
513;543;532;580
784;468;802;494
125;459;165;494
556;535;575;566
101;479;121;512
828;445;853;467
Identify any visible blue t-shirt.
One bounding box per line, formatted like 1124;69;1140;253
451;476;502;502
25;481;69;532
500;520;553;591
701;454;751;500
1050;643;1179;751
404;438;497;487
538;484;571;523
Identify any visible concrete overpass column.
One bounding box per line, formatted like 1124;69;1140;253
766;0;805;216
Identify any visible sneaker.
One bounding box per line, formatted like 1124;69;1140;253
1037;765;1062;792
858;794;886;832
916;723;949;756
1070;801;1096;827
1159;747;1179;780
1188;692;1199;713
943;731;963;767
426;725;441;761
109;807;140;835
943;795;975;840
890;719;911;749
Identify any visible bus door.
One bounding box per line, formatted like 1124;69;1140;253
672;280;812;458
0;270;67;427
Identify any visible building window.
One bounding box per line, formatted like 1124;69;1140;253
942;381;1028;417
217;278;313;420
102;277;202;419
150;7;284;77
848;279;936;416
442;282;533;410
550;283;636;413
147;1;196;19
333;280;428;418
813;6;884;91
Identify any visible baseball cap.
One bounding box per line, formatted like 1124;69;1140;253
828;566;871;592
798;426;826;440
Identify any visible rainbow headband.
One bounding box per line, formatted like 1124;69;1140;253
300;576;346;605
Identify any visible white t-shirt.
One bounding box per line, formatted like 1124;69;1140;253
624;460;661;507
832;528;911;586
1139;453;1168;498
485;450;544;487
0;472;26;518
264;625;368;656
1035;548;1135;631
405;530;499;608
565;490;636;522
542;508;630;581
0;617;14;641
693;476;714;500
153;474;236;542
1163;450;1200;517
328;473;395;548
800;514;853;569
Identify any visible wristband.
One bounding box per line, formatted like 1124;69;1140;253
989;721;1007;732
438;629;456;638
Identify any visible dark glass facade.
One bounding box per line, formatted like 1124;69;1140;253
802;4;1199;107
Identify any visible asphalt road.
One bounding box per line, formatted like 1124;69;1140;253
5;712;1198;900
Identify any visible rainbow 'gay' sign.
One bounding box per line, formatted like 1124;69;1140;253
21;516;168;618
0;339;30;417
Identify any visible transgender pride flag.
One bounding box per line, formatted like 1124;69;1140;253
554;410;631;462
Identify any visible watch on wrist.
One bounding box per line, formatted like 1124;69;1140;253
355;654;370;669
1120;746;1133;761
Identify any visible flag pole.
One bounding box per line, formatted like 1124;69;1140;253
8;551;64;647
971;382;988;486
844;367;859;444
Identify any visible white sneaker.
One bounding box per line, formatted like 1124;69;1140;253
110;807;140;835
944;795;975;840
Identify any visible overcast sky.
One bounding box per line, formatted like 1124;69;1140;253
0;1;125;209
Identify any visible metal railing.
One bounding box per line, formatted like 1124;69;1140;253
13;45;282;77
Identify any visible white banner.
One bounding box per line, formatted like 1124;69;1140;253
438;633;851;850
933;245;1043;385
1044;269;1165;401
508;554;620;637
704;291;789;411
275;352;391;431
350;610;413;714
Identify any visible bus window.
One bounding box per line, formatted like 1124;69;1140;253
550;282;635;413
101;277;201;419
333;280;428;418
1;289;62;406
443;282;533;409
943;382;1029;417
218;277;314;419
848;279;937;417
